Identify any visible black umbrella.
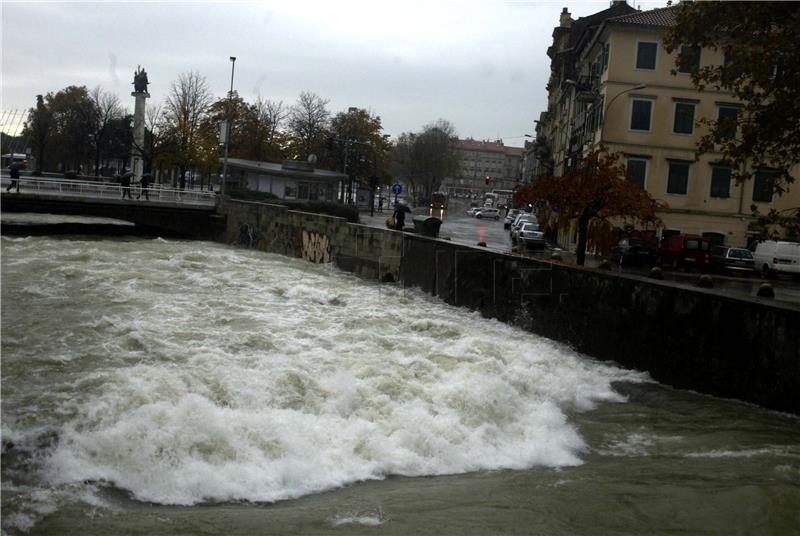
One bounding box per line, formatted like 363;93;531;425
394;203;412;213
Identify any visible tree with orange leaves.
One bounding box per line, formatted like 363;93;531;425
513;148;664;266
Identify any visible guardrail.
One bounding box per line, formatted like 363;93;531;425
1;177;216;205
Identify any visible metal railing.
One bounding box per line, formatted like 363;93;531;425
1;177;216;205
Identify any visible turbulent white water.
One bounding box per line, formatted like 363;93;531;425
2;235;644;510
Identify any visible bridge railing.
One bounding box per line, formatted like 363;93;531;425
2;177;216;205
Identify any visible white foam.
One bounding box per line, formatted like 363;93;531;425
4;238;645;506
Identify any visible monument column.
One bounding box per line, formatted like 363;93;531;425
130;66;150;182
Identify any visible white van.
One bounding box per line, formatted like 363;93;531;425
751;240;800;279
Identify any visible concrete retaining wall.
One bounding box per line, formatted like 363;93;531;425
216;198;800;414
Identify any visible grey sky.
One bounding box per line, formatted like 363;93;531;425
1;0;666;146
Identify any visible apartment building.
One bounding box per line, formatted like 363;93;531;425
534;2;798;249
446;138;523;193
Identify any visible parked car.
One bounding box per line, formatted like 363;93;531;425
476;207;500;220
710;246;756;275
510;213;535;234
518;223;546;249
511;218;538;244
751;240;800;279
609;238;658;267
657;234;712;270
504;210;520;229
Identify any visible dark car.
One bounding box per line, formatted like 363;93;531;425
609;238;658;266
710;246;756;275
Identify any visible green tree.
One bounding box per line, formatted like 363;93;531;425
238;97;288;162
24;94;52;172
328;107;391;182
46;86;96;172
663;1;800;197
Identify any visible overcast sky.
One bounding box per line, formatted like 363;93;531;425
2;0;667;146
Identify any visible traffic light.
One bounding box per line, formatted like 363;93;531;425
484;175;492;185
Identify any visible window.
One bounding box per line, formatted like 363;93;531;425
602;43;610;72
298;182;309;200
753;170;776;203
630;99;653;131
717;106;739;139
673;102;696;134
284;184;297;198
677;45;701;73
626;158;647;188
702;232;725;247
709;167;731;198
667;161;690;194
636;41;658;70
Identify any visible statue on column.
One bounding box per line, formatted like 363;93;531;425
133;66;149;94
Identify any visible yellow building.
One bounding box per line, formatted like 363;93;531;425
537;3;798;249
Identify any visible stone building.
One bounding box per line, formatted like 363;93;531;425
532;2;799;249
446;138;523;194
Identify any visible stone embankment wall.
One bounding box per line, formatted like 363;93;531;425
216;198;800;414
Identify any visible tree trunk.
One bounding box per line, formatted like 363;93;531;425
576;212;591;266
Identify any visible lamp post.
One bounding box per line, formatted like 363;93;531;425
599;83;646;147
221;56;236;195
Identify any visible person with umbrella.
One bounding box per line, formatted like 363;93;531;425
137;173;153;201
5;160;23;193
393;202;409;231
120;171;133;199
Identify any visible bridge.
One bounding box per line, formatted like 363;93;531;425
1;177;224;238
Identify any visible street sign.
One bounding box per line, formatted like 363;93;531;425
391;183;402;195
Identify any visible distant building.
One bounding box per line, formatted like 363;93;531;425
446;138;523;194
532;2;799;249
224;158;348;202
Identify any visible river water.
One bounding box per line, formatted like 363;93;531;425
2;233;799;535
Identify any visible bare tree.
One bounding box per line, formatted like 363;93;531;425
163;70;212;189
287;91;330;159
89;86;124;176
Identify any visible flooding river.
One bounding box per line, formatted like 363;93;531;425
2;232;799;535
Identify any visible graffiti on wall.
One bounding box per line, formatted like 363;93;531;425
302;230;331;263
237;223;265;249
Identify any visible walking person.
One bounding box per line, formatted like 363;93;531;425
137;173;152;201
120;172;133;199
6;160;22;193
378;197;384;213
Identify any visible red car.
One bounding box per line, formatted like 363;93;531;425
657;234;712;270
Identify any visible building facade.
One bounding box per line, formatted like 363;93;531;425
225;158;347;202
446;139;523;194
533;2;799;250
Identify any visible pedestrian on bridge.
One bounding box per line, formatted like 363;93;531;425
6;161;22;193
137;173;152;201
120;172;133;199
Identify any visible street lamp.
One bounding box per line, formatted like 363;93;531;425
221;56;236;195
599;83;646;147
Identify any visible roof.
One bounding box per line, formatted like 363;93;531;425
454;139;523;157
608;5;678;28
224;158;347;181
568;1;637;49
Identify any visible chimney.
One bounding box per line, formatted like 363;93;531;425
610;0;628;6
559;7;572;28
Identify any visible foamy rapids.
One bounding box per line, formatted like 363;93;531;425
2;236;644;507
